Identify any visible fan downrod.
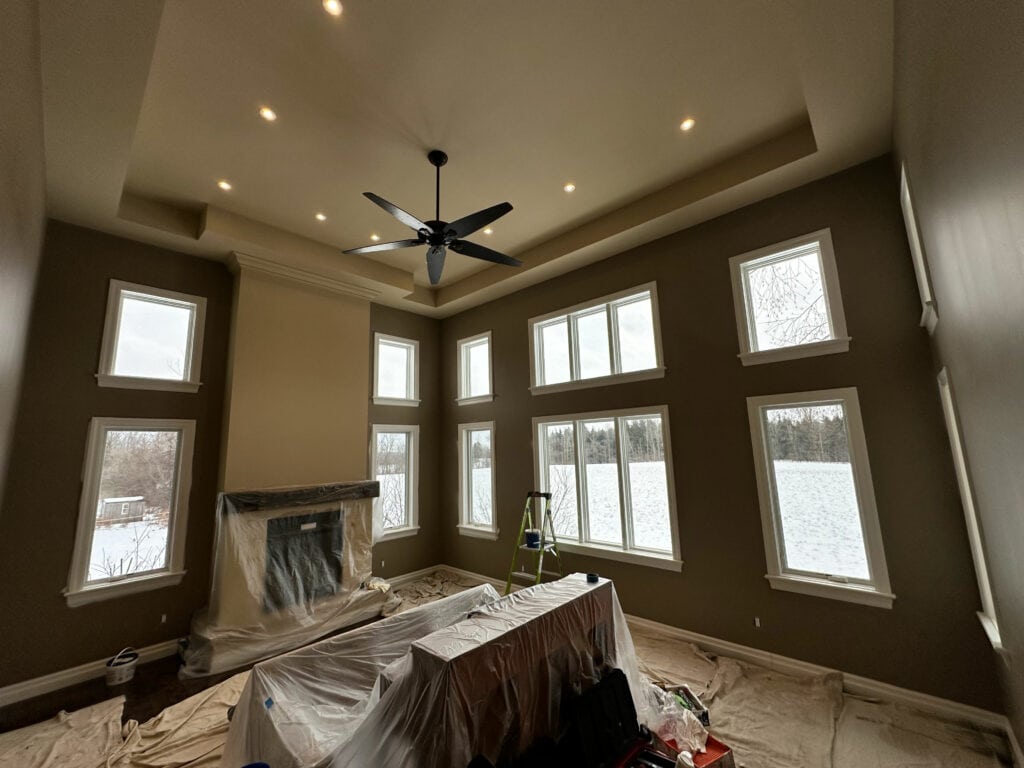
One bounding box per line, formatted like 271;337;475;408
427;149;448;168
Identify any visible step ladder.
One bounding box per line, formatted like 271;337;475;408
504;491;564;595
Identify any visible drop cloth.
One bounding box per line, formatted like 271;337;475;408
0;696;124;768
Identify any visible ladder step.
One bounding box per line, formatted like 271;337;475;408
519;543;558;552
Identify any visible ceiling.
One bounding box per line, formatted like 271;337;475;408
38;0;893;317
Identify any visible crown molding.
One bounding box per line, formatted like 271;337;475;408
228;251;381;301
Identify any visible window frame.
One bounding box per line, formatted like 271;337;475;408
528;282;666;395
532;405;682;571
456;331;494;405
937;368;1001;650
369;424;420;540
746;387;894;608
373;332;420;407
729;229;851;366
900;164;939;333
65;416;196;607
457;421;498;540
96;280;207;393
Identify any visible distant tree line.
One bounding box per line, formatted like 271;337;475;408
766;407;849;462
98;430;178;514
544;418;664;465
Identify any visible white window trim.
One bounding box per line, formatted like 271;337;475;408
65;417;195;607
937;368;1002;650
96;280;206;393
456;330;494;405
528;282;666;394
746;388;894;608
532;405;682;569
900;164;939;334
369;423;420;539
729;229;851;366
458;421;498;537
373;332;420;406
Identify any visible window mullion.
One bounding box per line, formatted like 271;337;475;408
615;417;634;551
607;303;620;375
568;315;580;382
574;420;589;544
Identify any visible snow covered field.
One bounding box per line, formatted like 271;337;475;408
88;521;169;580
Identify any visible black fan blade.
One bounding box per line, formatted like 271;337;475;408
445;202;513;239
343;238;422;255
363;192;431;233
449;239;522;267
426;245;446;286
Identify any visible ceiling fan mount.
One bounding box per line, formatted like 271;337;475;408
343;149;520;286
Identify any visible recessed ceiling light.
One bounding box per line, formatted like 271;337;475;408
483;227;493;235
258;105;277;122
323;0;342;16
680;117;696;132
370;233;380;242
563;183;576;193
315;212;327;221
217;180;232;191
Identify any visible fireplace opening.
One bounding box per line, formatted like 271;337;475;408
263;509;344;612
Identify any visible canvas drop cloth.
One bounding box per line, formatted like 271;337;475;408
0;696;124;768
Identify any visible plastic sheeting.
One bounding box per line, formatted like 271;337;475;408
223;584;501;768
182;482;387;677
332;574;676;768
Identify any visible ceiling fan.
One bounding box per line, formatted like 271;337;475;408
343;149;520;286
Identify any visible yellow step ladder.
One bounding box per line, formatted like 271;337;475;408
504;491;564;595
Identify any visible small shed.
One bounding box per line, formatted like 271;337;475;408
97;496;146;524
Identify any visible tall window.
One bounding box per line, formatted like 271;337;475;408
729;230;850;365
458;422;496;538
457;331;493;404
373;333;419;406
370;424;419;538
66;417;195;606
746;388;893;607
97;280;206;392
529;284;664;393
900;164;939;333
534;406;680;569
937;368;1000;649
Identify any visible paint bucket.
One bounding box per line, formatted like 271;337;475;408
524;529;542;548
105;647;139;686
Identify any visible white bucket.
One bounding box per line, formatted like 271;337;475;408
105;647;139;686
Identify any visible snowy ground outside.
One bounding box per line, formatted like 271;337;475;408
773;460;868;578
88;520;169;581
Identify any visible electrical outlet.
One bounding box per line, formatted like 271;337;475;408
161;614;167;624
754;616;761;629
380;559;385;570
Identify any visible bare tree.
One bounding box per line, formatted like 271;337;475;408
746;256;830;348
375;432;408;528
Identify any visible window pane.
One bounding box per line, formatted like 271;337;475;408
468;429;493;526
89;429;178;582
575;308;612;380
467;339;490;397
623;415;672;552
581;420;622;545
375;431;409;529
113;294;194;381
543;423;579;539
615;297;657;373
378;341;410;399
743;247;832;351
539;319;570;385
763;403;869;580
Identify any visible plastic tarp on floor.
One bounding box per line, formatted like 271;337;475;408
181;482;387;677
222;584;501;768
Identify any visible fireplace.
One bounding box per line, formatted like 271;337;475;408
263;509;344;612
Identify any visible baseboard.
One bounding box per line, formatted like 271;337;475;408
399;564;1012;747
1008;721;1024;768
0;638;181;707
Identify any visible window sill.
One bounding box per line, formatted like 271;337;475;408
372;396;420;407
457;524;499;541
378;525;420;541
96;374;201;393
978;612;1003;652
738;337;851;367
530;366;666;396
765;574;894;608
65;570;186;607
558;541;682;572
457;394;494;406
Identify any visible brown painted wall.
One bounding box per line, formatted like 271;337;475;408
368;304;442;578
0;221;232;686
439;157;1001;710
0;0;46;507
894;0;1024;739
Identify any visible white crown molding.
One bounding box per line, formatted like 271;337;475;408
0;639;180;707
228;251;381;301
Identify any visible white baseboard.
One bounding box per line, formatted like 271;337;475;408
0;639;181;708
